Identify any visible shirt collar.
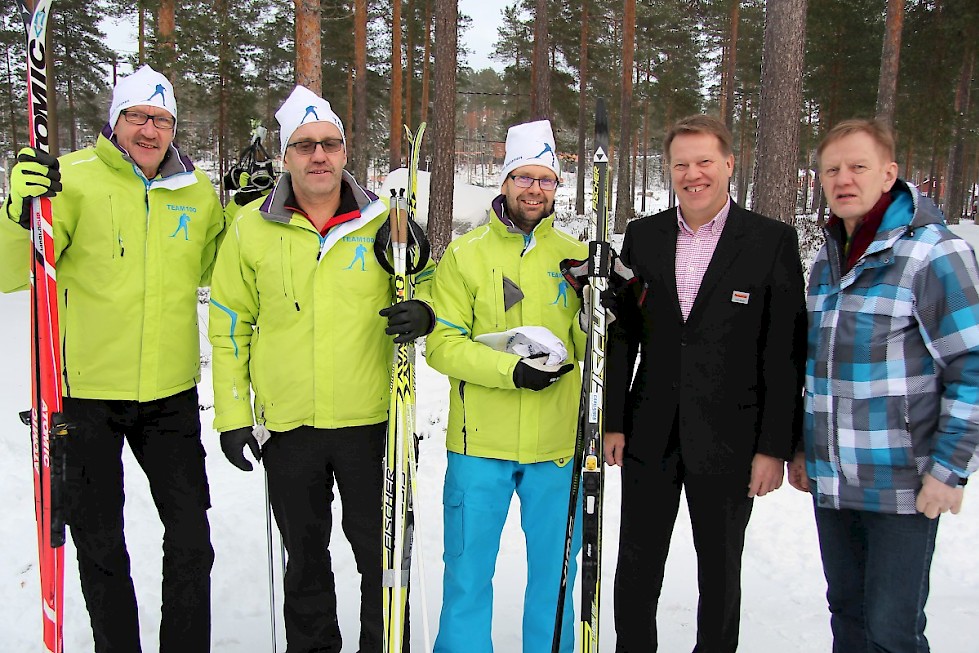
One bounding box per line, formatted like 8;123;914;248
676;196;731;235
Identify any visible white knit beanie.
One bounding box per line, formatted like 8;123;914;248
499;120;560;187
275;85;346;157
108;65;176;134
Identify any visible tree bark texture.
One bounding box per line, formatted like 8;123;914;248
158;0;176;80
421;0;431;123
575;0;589;216
875;0;903;126
353;0;368;180
720;0;739;131
389;0;403;171
750;0;808;224
531;0;550;120
295;0;322;95
944;40;975;224
429;0;457;260
614;0;636;233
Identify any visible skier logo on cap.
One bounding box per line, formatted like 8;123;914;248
301;105;320;124
533;143;556;168
146;83;167;104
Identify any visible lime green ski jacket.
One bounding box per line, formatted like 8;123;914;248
425;198;588;464
0;132;225;401
208;171;434;433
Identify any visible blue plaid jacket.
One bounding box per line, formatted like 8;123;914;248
805;180;979;514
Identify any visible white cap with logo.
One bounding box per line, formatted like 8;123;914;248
275;85;346;157
108;64;177;134
499;119;560;188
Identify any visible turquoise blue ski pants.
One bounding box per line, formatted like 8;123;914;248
434;452;583;653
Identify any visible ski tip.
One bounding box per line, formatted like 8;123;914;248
595;99;608;133
594;98;610;156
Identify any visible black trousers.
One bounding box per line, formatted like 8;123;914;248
613;413;753;653
63;386;213;653
264;423;408;653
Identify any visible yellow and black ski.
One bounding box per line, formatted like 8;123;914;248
381;122;428;653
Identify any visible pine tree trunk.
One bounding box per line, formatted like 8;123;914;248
217;0;228;205
531;0;550;120
875;0;903;127
751;0;808;224
641;99;649;213
138;0;145;65
614;0;636;233
944;39;975;224
574;0;589;216
405;0;414;131
429;0;457;260
420;0;432;123
390;0;404;171
158;0;176;79
354;0;368;180
720;0;740;131
295;0;321;94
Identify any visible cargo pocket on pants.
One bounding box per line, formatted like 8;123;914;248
443;486;465;559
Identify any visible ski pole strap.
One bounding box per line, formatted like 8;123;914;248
561;248;636;298
374;192;431;275
589;240;612;278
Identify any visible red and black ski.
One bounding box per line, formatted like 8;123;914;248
18;1;67;651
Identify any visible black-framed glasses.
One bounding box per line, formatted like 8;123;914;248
508;174;559;191
287;139;344;156
121;110;175;130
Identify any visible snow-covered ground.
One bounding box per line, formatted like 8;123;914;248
1;177;977;652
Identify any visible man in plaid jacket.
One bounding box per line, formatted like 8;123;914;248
788;118;979;653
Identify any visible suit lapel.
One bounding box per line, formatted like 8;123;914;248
685;202;746;325
654;209;684;322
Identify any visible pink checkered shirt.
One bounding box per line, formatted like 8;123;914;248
675;198;731;321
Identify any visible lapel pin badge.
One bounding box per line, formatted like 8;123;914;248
731;290;749;304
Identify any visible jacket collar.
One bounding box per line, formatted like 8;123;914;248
260;169;379;225
97;123;197;186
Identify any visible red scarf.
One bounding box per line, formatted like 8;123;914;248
827;192;893;274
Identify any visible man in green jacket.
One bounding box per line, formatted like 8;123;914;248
208;85;435;652
0;65;225;653
426;119;587;653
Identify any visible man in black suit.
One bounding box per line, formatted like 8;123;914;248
604;114;807;652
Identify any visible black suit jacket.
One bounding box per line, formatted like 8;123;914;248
606;201;807;476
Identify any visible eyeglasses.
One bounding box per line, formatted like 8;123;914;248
121;110;175;130
286;139;344;156
508;174;559;191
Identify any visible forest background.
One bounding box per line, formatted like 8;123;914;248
2;0;979;257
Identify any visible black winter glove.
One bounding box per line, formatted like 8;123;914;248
6;147;62;229
220;427;262;472
512;355;575;391
599;286;622;317
379;299;434;344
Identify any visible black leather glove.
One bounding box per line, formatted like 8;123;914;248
599;286;622;317
6;147;62;229
379;299;434;344
513;355;575;391
220;427;261;472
